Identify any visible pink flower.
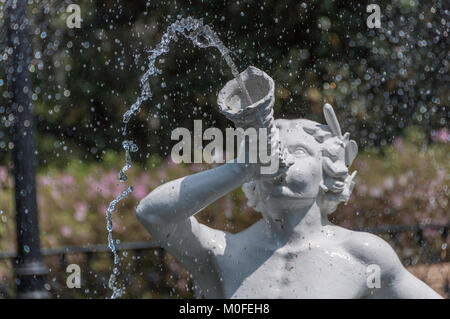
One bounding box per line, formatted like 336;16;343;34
60;226;72;238
87;173;115;198
393;137;405;152
112;220;123;233
87;171;128;199
74;202;88;221
51;188;61;201
112;183;127;197
60;174;75;187
86;176;105;198
392;194;404;209
166;156;178;168
38;176;52;187
0;166;7;184
357;183;368;196
132;174;150;199
98;204;107;216
383;177;395;191
133;183;148;199
369;186;383;198
431;128;449;143
398;175;408;187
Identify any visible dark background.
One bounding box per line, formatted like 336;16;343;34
0;0;447;167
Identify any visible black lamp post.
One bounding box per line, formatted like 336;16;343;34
7;0;49;298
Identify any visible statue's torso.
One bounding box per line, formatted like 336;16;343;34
202;222;370;298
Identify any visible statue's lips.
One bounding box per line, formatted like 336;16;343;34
269;185;305;199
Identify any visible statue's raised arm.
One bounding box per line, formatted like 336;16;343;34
135;67;290;297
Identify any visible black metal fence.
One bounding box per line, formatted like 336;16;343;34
359;223;449;264
0;223;449;298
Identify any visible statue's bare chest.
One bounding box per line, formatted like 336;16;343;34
213;240;368;298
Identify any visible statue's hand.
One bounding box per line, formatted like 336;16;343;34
236;128;294;183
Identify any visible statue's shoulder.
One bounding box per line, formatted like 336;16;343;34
341;229;402;270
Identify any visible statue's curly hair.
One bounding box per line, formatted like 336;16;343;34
242;104;358;216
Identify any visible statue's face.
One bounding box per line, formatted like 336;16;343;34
260;123;323;206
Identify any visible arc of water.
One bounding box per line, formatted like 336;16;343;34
105;17;251;298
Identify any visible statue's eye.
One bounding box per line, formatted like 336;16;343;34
292;147;307;157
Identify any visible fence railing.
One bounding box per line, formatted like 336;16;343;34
0;223;447;260
359;223;449;264
0;240;162;260
0;222;448;298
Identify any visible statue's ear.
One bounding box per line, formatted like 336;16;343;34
318;170;357;216
345;140;358;167
317;182;341;216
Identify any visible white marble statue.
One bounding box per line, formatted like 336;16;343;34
136;67;442;299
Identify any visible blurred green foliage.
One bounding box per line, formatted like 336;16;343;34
0;0;448;167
